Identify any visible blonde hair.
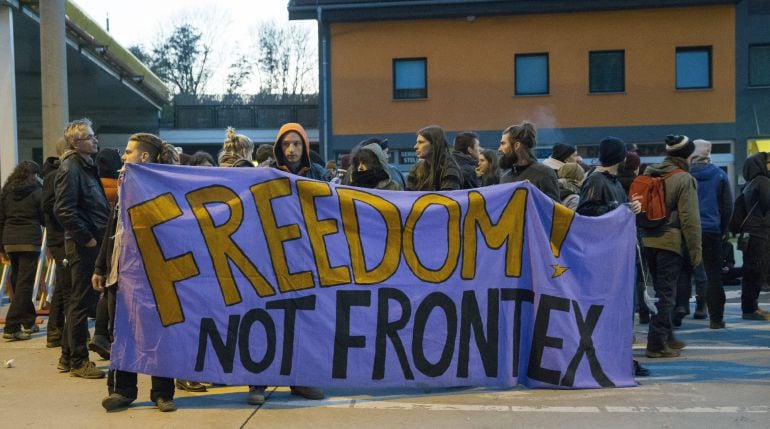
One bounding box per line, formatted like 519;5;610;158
63;118;93;150
223;127;254;158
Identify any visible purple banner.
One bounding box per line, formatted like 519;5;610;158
112;163;636;389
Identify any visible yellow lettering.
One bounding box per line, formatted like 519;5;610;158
550;203;575;258
250;179;314;293
462;189;527;279
337;188;402;284
185;186;276;303
403;194;461;283
296;180;351;287
127;193;199;327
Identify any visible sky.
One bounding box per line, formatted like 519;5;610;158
71;0;315;93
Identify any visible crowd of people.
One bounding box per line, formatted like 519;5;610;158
1;118;768;412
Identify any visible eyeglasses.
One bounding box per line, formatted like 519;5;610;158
76;134;98;142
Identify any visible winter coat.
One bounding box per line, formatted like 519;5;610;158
451;150;479;189
54;150;110;246
639;157;702;267
351;144;402;190
269;123;331;181
0;181;44;253
500;161;560;201
690;162;732;235
41;157;64;248
576;170;627;217
406;159;463;191
741;152;770;238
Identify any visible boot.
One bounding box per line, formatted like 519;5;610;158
693;298;707;320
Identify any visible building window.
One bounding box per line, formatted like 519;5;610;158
515;53;549;95
589;50;625;93
393;58;427;99
749;44;770;87
676;46;712;89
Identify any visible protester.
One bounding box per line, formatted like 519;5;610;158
189;151;216;167
93;133;180;412
737;152;770;321
254;143;274;167
498;121;560;201
0;160;44;341
639;135;701;358
689;140;732;328
476;149;500;186
326;160;338;179
406;125;462;191
452;131;480;189
617;151;641;194
558;162;585;210
576;137;648;377
350;142;402;190
54;118;110;378
543;143;578;173
218;127;254;167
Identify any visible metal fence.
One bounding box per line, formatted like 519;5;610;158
174;104;319;129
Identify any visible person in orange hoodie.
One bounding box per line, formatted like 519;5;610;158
268;123;330;181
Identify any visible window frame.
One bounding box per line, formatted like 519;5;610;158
588;49;626;93
514;52;550;96
749;43;770;87
392;57;428;100
675;46;713;90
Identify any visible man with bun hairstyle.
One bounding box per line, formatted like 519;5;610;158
94;133;180;412
640;135;701;358
54;118;110;379
498;121;560;201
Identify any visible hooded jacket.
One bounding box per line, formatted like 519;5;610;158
0;179;43;252
741;152;770;237
270;123;330;181
352;143;402;191
690;161;732;234
41;157;65;248
54;150;110;246
639;157;702;266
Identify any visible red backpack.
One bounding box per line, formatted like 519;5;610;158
628;168;684;229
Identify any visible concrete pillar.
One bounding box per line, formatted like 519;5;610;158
0;5;18;184
39;0;68;160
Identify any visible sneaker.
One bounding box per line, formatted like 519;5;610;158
709;320;726;329
2;332;13;340
9;331;31;341
88;334;111;360
290;386;324;400
176;380;207;392
667;338;686;350
742;311;768;321
57;357;71;372
102;393;134;411
70;361;105;379
22;324;40;334
155;398;177;412
645;346;680;358
247;386;266;405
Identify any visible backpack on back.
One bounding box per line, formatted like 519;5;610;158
628;168;684;229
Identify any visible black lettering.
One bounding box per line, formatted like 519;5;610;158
500;288;534;377
527;294;570;385
457;289;499;378
332;291;372;379
238;309;276;373
560;301;614;387
266;295;317;375
195;315;240;373
412;292;457;377
373;288;414;380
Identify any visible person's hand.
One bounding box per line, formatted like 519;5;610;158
629;193;643;215
85;238;97;248
91;274;105;292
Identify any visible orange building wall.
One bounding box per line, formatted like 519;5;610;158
330;5;735;135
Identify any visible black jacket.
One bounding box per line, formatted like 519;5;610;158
500;161;560;201
41;157;65;248
94;204;118;280
451;151;480;189
577;170;628;217
54;150;110;246
0;181;44;251
742;152;770;237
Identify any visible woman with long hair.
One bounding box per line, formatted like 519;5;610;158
476;149;500;186
0;160;44;341
406;125;462;191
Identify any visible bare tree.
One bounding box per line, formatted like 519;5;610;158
255;20;317;96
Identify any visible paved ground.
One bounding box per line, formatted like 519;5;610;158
1;286;768;429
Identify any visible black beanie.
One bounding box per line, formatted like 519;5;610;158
599;136;626;167
551;143;576;162
665;135;695;159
